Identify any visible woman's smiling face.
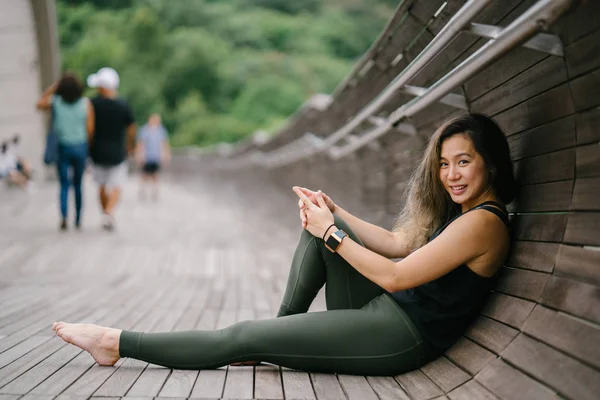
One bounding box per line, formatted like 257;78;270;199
439;134;491;212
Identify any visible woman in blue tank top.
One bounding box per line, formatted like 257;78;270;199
51;114;515;376
37;72;95;230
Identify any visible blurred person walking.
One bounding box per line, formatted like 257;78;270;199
37;73;94;230
87;67;136;231
136;113;170;201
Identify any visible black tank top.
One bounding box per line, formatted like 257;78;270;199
392;201;510;356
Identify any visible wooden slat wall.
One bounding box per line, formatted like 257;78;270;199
177;0;600;398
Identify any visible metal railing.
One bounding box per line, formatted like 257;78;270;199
213;0;573;170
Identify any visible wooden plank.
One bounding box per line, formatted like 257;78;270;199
159;369;198;397
507;115;575;161
549;0;600;44
494;267;550;301
408;0;447;26
465;316;518;354
471;56;568;117
221;366;253;399
190;369;226;398
564;212;600;246
502;333;600;400
281;369;316;400
445;337;496;375
565;28;600;79
254;365;283;399
0;339;64;388
540;275;600;324
555;243;600;284
395;369;443;400
522;305;600;369
125;366;170;397
506;241;559;273
447;379;499;400
465;46;547;102
310;373;346;400
475;358;557;400
420;356;471;393
195;309;219;330
412;0;526;87
0;335;50;369
367;376;410;400
570;67;600;112
0;344;81;394
338;374;378;400
481;292;536;329
576;106;600;144
508;180;573;213
92;358;147;396
510;214;568;242
577;144;600;178
427;0;467;35
572;178;600;211
494;84;575;136
513;148;574;186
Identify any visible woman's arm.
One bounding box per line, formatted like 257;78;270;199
161;140;171;165
334;210;506;292
296;187;411;258
295;188;506;292
334;205;411;259
86;99;95;142
36;83;57;110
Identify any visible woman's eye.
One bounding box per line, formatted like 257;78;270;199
459;160;468;165
440;162;448;168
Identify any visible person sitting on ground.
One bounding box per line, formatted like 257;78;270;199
52;113;515;376
36;72;95;230
1;140;31;191
0;141;9;181
136;113;170;201
9;134;33;181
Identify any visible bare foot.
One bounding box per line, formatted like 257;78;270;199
52;321;121;366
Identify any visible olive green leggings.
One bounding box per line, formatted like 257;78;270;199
120;215;430;375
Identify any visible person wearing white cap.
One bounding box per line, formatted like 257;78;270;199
87;67;137;231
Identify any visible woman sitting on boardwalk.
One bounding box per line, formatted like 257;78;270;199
53;113;515;376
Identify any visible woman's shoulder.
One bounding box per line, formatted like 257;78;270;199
441;207;509;247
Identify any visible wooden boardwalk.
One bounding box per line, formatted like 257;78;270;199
0;173;418;400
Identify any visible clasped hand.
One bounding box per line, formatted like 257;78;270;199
293;186;335;238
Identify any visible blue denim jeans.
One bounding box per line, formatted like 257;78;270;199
57;143;87;224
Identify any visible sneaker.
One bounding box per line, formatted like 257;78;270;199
60;219;67;231
102;214;115;231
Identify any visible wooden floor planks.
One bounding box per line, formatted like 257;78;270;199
0;175;414;399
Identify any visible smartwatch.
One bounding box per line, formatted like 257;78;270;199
325;229;348;253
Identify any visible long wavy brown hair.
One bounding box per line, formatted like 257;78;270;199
393;113;515;250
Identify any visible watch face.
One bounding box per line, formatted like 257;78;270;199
325;230;346;252
325;232;341;251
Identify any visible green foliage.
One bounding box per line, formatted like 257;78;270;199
57;0;393;147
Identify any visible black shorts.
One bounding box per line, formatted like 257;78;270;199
142;162;161;174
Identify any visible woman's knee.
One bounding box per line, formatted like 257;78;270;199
332;215;362;245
